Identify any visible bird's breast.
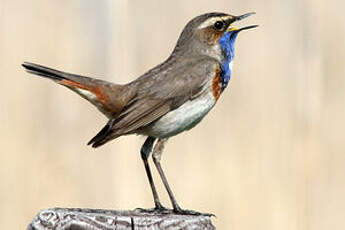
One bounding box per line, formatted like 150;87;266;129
140;91;216;138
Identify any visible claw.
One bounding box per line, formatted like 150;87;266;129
134;206;171;215
173;207;215;217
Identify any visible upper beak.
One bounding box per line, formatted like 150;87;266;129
227;12;258;32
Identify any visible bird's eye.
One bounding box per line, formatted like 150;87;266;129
214;21;224;31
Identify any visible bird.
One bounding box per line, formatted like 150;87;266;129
22;12;257;215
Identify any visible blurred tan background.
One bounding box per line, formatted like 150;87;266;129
1;0;345;229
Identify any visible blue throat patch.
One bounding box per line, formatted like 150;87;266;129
218;31;239;90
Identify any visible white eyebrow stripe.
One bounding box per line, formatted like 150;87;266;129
198;16;232;29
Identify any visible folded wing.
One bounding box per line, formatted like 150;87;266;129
88;57;219;147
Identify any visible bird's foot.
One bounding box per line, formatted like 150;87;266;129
135;205;214;216
173;206;215;217
152;203;172;214
135;204;171;215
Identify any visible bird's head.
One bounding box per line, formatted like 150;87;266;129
174;12;257;62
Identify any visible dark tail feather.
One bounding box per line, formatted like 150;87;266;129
22;62;67;81
22;62;99;84
22;61;120;117
88;119;116;148
23;62;128;144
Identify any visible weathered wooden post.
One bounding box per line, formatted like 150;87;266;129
27;208;215;230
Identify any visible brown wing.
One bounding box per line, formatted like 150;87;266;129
88;57;219;147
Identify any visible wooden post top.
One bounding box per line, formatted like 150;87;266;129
27;208;215;230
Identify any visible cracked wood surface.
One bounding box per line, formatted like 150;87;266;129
27;208;215;230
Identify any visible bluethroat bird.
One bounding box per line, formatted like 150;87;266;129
22;12;257;215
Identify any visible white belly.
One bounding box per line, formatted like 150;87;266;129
141;91;216;138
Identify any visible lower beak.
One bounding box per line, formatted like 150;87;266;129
227;12;258;32
229;25;259;32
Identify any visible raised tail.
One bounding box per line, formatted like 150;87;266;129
22;62;70;81
22;62;129;118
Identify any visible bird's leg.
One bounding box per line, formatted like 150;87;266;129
152;138;183;212
152;138;212;216
140;136;166;211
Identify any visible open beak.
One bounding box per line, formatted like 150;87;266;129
227;12;258;32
